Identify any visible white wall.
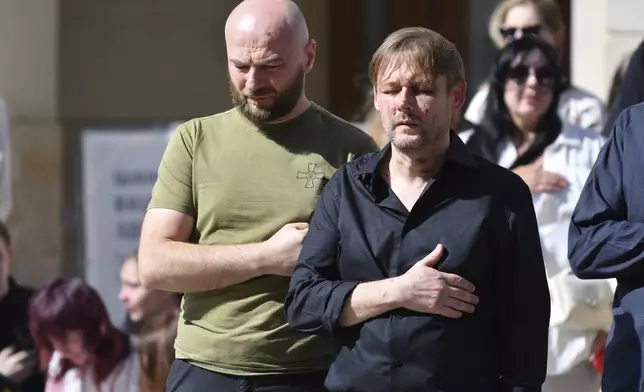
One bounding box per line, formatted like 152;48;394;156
0;0;58;119
571;0;644;102
0;0;64;287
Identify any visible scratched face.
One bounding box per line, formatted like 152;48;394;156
374;57;464;153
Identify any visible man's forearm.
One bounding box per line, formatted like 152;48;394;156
339;278;402;327
139;240;273;292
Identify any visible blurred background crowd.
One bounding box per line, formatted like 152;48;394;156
1;0;643;391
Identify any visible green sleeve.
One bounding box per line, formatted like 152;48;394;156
148;123;196;216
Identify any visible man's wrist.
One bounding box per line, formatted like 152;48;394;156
252;241;274;275
386;276;407;309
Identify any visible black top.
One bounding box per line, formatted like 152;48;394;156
285;132;550;392
0;278;45;392
569;102;644;391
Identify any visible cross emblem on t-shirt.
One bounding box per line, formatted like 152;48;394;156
297;163;325;188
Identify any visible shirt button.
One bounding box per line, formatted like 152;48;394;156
392;359;403;368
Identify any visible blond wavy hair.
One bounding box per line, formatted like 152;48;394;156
489;0;565;50
369;27;465;90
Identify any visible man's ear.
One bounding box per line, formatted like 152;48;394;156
304;39;316;74
451;81;467;110
373;86;380;112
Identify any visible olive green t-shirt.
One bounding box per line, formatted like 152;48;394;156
148;104;378;375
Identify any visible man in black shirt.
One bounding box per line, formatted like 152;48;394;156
0;221;44;392
285;27;550;392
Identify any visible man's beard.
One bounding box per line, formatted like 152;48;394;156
229;69;304;123
384;113;447;153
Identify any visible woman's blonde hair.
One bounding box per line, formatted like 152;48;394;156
488;0;565;49
138;311;178;392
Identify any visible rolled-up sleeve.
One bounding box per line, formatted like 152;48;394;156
502;181;551;392
285;172;359;336
568;107;644;279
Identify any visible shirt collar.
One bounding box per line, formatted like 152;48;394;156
355;130;478;178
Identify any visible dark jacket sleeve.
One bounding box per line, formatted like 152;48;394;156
602;39;644;136
502;179;550;392
285;172;359;335
569;105;644;279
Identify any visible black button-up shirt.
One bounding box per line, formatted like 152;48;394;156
285;132;550;392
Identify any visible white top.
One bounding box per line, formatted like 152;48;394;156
0;96;11;221
45;350;139;392
464;84;606;133
459;123;615;375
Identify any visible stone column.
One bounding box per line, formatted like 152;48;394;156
0;0;63;286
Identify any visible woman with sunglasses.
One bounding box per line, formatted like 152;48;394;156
460;36;614;392
465;0;605;132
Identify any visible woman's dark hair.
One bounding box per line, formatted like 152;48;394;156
479;36;564;168
28;278;131;386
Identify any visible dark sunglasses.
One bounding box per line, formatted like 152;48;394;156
507;64;556;87
499;25;542;41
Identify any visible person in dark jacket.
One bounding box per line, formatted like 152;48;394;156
0;221;44;392
602;40;644;136
569;102;644;392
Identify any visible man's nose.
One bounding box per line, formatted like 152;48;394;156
245;67;264;91
394;88;414;110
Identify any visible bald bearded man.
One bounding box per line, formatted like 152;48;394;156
138;0;378;390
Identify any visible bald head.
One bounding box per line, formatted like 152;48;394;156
224;0;316;123
225;0;309;47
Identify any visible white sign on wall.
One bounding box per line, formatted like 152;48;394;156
81;126;176;323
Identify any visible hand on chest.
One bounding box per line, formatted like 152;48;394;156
337;197;495;284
